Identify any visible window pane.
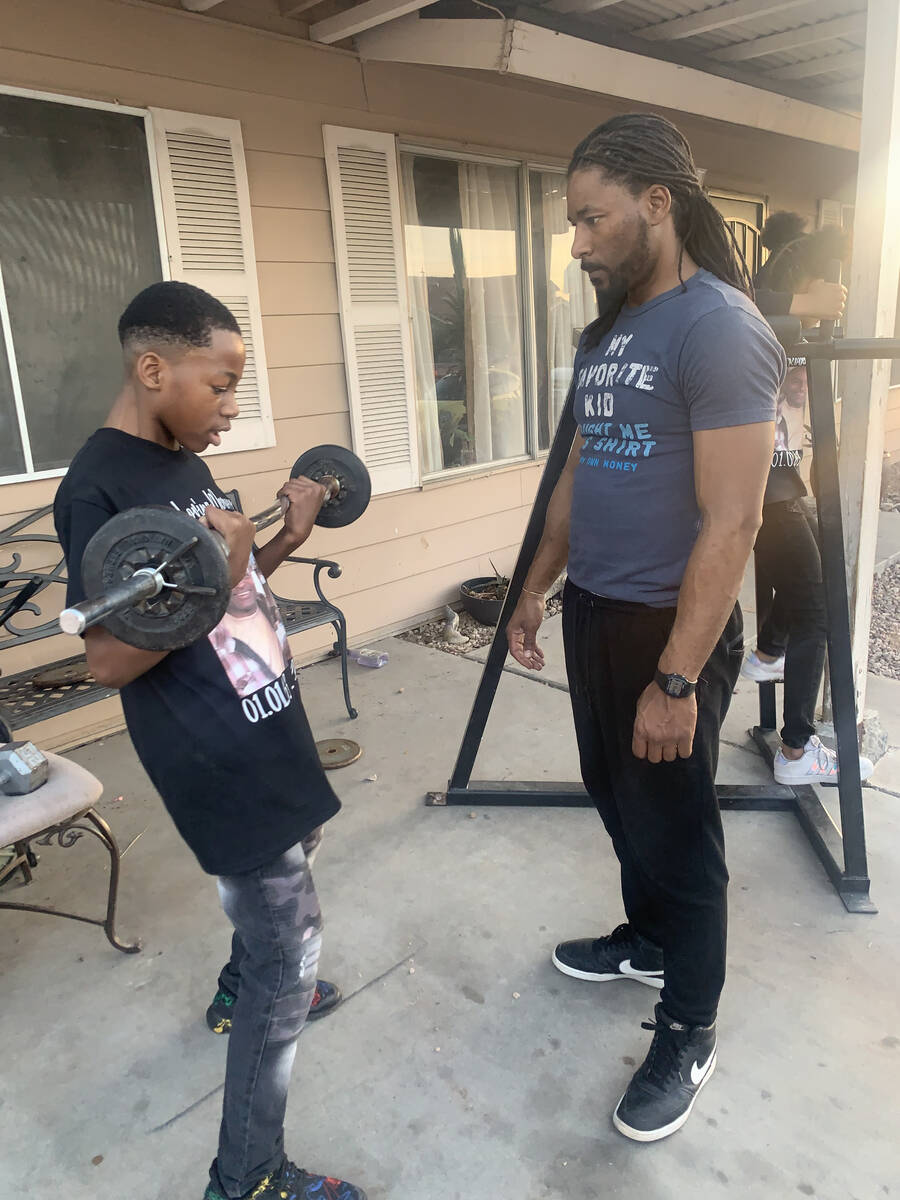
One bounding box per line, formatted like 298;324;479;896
529;171;598;451
0;309;26;476
0;95;163;474
401;154;526;473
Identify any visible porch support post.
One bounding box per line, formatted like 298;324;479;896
838;0;900;711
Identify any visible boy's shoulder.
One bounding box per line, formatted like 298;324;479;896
56;431;113;507
57;429;213;516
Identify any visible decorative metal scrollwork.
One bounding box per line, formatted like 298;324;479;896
35;817;95;850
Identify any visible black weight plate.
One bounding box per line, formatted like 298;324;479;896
81;506;231;651
290;444;371;529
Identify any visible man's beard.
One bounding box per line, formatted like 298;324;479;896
584;216;653;305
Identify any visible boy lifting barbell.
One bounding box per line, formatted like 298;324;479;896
54;281;368;1200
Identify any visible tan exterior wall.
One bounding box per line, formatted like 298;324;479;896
886;386;900;460
0;0;859;747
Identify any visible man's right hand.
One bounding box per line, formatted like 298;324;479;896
792;279;847;323
506;591;547;670
204;506;255;588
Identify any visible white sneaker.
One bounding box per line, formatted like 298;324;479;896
741;650;785;682
773;735;874;785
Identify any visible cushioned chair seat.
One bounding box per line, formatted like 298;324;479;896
0;750;102;845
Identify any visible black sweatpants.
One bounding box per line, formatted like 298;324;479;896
562;580;743;1028
753;498;827;749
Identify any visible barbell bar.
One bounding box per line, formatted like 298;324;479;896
58;444;371;651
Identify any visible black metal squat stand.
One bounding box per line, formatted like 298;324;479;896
431;314;900;917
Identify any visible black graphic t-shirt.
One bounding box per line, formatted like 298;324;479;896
764;352;808;505
54;428;340;875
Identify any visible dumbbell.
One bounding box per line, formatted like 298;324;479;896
58;444;370;652
0;740;49;795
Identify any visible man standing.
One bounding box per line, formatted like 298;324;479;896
507;114;784;1142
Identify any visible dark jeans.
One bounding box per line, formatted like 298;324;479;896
562;580;742;1028
213;841;323;1198
754;499;827;749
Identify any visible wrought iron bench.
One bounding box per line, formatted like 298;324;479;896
0;502;357;741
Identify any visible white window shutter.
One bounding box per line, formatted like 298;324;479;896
817;198;843;229
323;126;419;494
149;108;274;456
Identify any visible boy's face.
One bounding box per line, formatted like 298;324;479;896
152;329;246;453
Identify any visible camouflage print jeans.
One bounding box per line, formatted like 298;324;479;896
213;838;323;1198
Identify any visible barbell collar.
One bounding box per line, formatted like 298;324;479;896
59;567;164;636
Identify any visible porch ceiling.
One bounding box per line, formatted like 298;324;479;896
162;0;868;114
516;0;867;114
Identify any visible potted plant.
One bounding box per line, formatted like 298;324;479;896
459;561;510;626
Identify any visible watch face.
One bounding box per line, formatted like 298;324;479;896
666;677;684;696
655;670;693;698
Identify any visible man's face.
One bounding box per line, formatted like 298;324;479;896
153;329;245;453
567;167;657;300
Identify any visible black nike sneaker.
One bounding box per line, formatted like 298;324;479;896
613;1003;717;1142
203;1157;367;1200
552;923;664;988
206;979;342;1034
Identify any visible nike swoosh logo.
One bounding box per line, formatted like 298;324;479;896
690;1050;715;1086
618;959;664;977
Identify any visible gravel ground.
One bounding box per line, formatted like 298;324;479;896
401;567;898;683
399;592;563;657
870;560;900;680
881;460;900;512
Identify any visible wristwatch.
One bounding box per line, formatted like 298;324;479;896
654;669;697;699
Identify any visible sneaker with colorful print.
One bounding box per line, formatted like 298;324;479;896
773;735;874;786
203;1157;367;1200
206;979;342;1034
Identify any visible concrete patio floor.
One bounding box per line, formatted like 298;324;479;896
2;625;899;1200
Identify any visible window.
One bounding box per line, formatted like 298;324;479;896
0;91;274;484
0;94;162;479
401;156;598;473
402;153;526;474
324;127;598;490
528;169;598;451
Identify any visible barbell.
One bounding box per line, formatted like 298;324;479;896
58;444;370;652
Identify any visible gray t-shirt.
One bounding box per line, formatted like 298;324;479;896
568;269;784;607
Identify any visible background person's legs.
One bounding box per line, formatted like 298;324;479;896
753;500;827;753
213;842;322;1198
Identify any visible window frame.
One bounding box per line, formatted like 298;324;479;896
398;141;574;483
0;84;170;486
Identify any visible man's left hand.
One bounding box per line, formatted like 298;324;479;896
632;682;697;763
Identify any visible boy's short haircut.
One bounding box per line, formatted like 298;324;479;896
118;281;241;358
